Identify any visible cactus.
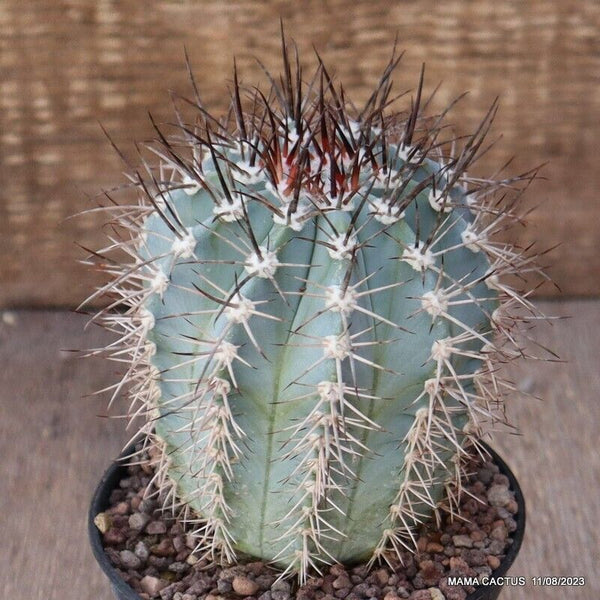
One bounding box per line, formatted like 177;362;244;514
87;40;544;581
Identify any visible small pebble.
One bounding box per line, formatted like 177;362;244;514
417;561;444;587
94;512;111;533
425;543;444;554
232;576;260;595
439;578;466;600
493;474;509;487
139;498;157;513
473;566;492;578
352;582;369;596
409;590;431;600
173;536;187;553
114;501;130;515
103;528;126;545
374;569;389;586
504;517;517;533
330;564;347;577
462;549;486;567
255;575;275;590
130;512;151;530
469;530;485;542
120;549;142;569
147;521;168;535
140;575;168;596
448;557;470;575
149;555;171;569
151;539;175;557
168;562;188;574
476;467;494;485
487;484;511;508
272;580;291;593
490;524;508;541
452;535;473;548
135;541;150;561
488;540;506;555
333;575;352;589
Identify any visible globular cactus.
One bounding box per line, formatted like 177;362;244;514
87;40;543;581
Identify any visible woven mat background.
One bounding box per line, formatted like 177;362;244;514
1;1;599;307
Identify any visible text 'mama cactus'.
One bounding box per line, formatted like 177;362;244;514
86;40;545;581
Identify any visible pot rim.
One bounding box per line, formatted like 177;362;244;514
89;442;525;600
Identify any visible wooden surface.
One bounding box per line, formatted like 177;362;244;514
1;1;600;307
0;300;598;599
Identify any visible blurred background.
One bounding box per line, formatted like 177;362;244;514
0;2;598;599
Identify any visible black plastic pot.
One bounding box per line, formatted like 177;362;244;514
89;444;525;600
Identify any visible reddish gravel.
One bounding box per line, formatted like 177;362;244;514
96;452;518;600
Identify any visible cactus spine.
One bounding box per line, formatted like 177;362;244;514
87;40;544;581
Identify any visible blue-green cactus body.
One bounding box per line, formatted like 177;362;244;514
136;134;497;572
87;42;538;581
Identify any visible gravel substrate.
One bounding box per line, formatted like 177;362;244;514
95;451;518;600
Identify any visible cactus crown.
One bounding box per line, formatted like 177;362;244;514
86;38;545;582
